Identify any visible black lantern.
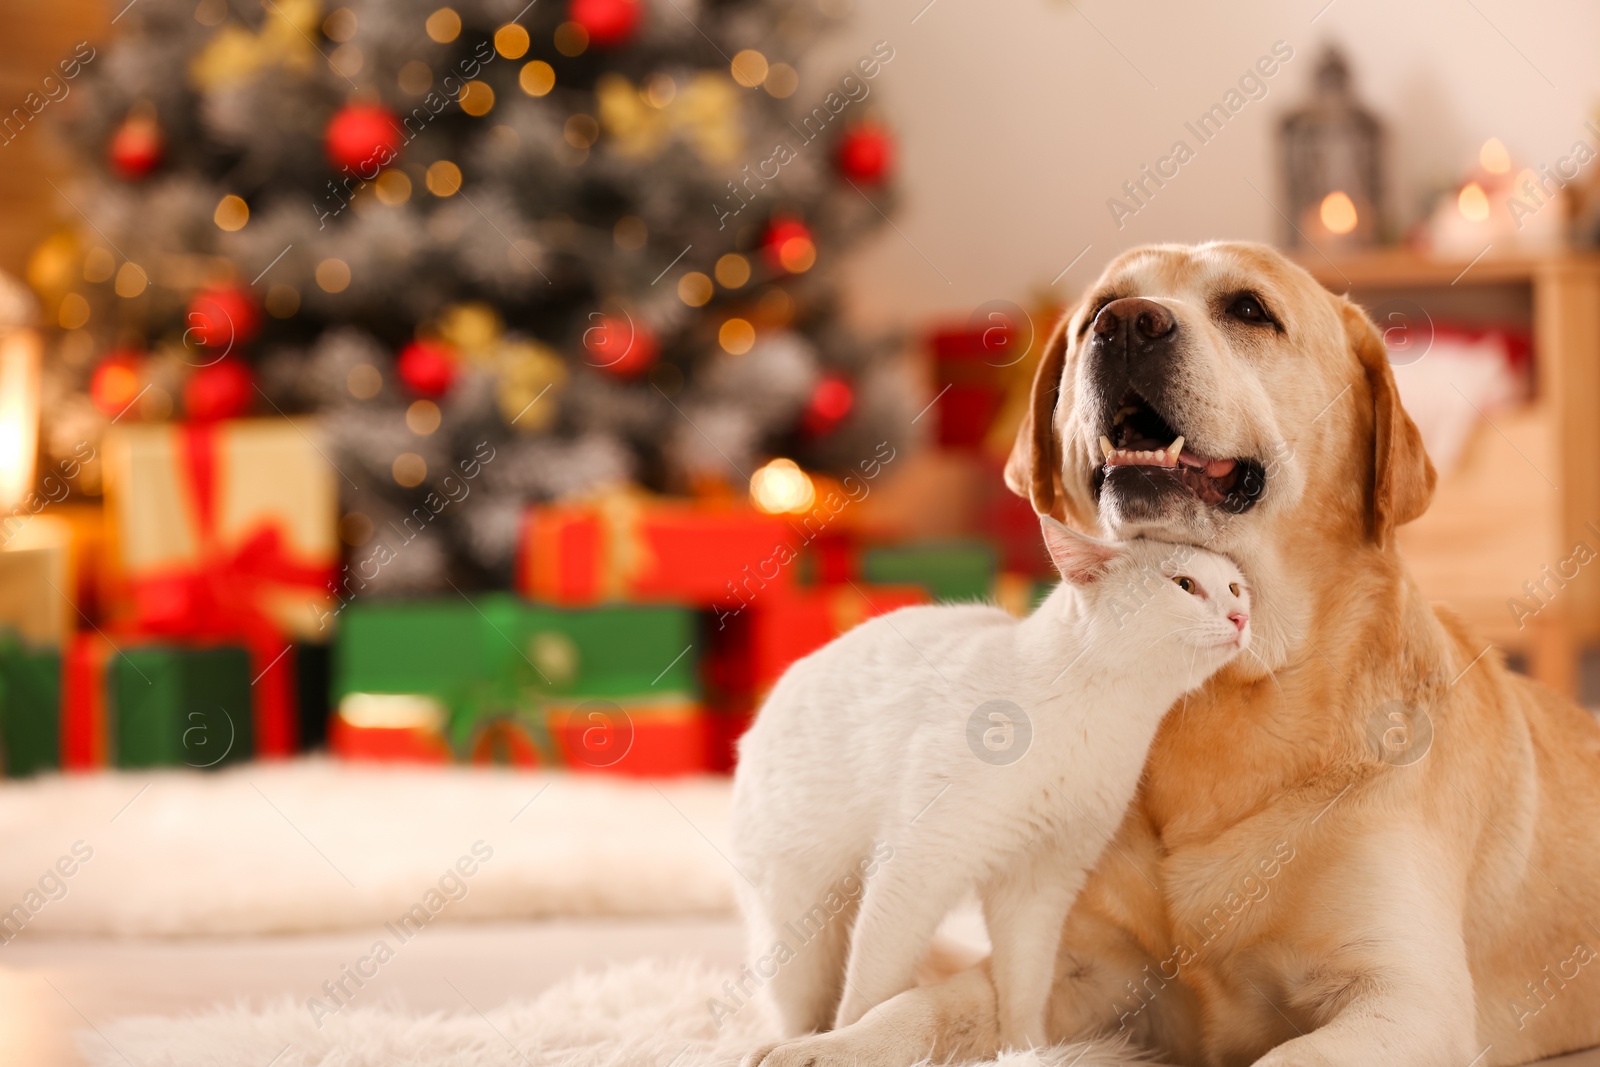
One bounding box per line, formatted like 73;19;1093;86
1279;46;1385;248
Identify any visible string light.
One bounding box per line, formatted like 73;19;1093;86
750;458;815;514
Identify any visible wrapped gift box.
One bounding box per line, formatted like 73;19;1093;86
336;595;699;708
0;638;60;776
335;596;703;771
63;632;113;770
861;541;997;603
545;693;708;777
102;420;338;756
706;583;929;703
516;495;796;605
62;633;254;770
113;645;254;769
0;515;77;650
328;693;451;765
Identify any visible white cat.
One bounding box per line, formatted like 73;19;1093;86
730;517;1251;1052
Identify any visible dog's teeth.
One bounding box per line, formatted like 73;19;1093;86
1100;435;1113;460
1166;436;1184;463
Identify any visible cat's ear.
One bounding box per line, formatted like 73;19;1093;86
1040;515;1122;585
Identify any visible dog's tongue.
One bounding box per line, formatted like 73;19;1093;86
1176;450;1237;478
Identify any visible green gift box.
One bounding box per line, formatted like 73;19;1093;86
112;645;254;769
334;595;700;756
862;542;998;603
0;638;61;777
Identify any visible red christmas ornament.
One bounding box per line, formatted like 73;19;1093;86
89;351;145;417
802;375;854;436
569;0;642;45
186;285;261;351
398;340;458;397
108;112;164;180
583;314;657;377
761;217;816;273
324;103;404;174
836;124;894;183
184;358;255;421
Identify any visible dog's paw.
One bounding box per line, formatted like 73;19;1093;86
740;1041;781;1067
742;1036;851;1067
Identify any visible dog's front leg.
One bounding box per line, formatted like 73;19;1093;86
1248;839;1478;1067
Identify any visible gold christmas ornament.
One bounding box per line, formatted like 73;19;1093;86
495;340;567;432
596;73;741;164
188;0;320;91
436;302;503;360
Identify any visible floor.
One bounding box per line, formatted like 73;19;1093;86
2;917;747;1066
7;917;1600;1067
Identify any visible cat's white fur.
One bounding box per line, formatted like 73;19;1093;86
730;517;1251;1054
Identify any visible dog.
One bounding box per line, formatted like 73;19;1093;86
750;241;1600;1066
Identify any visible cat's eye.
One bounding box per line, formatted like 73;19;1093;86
1229;582;1240;597
1174;576;1197;594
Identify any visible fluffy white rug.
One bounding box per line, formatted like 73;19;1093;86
84;958;1161;1067
0;759;736;936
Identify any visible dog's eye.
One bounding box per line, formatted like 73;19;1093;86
1227;294;1273;325
1174;576;1198;594
1229;582;1240;597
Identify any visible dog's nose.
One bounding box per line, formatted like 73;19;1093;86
1228;612;1249;634
1092;297;1175;342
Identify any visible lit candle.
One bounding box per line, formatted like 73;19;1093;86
0;326;41;512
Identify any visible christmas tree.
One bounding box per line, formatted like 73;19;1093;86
33;0;909;592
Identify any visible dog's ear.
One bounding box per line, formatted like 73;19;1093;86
1003;311;1071;520
1341;301;1436;548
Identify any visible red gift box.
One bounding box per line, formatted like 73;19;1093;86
516;494;797;606
928;325;1014;449
546;694;710;777
707;583;929;704
328;693;451;765
103;421;338;757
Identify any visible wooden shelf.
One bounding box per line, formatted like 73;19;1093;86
1297;247;1600;289
1298;246;1600;695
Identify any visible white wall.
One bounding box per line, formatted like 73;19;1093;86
813;0;1600;326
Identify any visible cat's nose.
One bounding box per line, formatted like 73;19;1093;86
1228;612;1249;635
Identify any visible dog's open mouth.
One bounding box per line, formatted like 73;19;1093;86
1094;391;1266;512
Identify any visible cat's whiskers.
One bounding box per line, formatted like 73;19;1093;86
1244;644;1283;692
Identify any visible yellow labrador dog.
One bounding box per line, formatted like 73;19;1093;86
753;242;1600;1066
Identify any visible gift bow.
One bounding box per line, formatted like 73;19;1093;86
597;73;742;164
